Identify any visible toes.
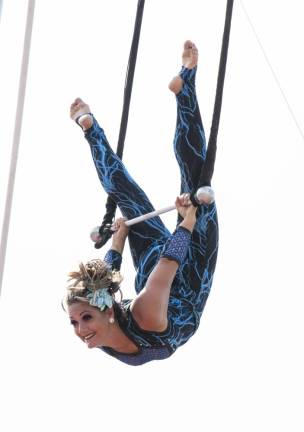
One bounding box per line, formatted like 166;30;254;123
183;40;198;60
70;98;88;116
184;40;194;50
71;98;84;108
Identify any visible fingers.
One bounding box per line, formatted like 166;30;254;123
181;193;191;206
175;193;191;207
70;98;88;117
111;217;129;233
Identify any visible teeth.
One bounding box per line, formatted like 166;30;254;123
84;333;95;341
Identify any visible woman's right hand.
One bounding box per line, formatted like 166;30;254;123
111;217;129;253
112;217;129;238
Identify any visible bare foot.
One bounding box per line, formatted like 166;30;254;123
169;40;198;95
70;98;93;130
182;40;198;69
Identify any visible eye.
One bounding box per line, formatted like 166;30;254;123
82;314;92;322
70;320;77;326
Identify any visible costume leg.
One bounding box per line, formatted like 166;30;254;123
172;66;219;314
174;66;206;193
84;120;170;275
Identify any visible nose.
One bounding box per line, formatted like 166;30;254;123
75;321;89;338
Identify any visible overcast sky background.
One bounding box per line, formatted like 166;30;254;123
0;1;304;431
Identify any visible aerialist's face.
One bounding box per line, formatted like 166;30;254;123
68;302;113;349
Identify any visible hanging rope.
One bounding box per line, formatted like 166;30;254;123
0;0;36;296
94;0;145;249
195;0;234;190
95;0;233;247
0;0;3;23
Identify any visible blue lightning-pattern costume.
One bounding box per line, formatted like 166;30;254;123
83;66;219;365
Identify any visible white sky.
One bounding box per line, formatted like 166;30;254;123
0;1;304;431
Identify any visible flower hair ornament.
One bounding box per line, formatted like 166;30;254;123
67;259;122;311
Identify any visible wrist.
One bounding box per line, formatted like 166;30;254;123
111;238;126;254
179;216;196;232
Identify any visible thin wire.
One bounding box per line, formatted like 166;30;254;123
240;0;304;141
0;0;36;296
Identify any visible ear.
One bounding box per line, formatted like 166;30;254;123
105;307;115;322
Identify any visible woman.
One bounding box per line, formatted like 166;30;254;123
65;41;219;366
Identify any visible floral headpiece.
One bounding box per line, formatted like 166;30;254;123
86;286;114;311
67;260;121;311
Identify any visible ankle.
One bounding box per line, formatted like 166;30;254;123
77;113;93;131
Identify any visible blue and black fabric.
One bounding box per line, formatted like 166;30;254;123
83;66;219;365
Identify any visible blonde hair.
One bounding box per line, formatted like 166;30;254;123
63;259;123;310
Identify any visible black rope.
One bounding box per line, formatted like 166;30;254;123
197;0;234;188
94;0;145;249
96;0;234;246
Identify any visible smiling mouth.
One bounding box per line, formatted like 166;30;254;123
84;333;96;343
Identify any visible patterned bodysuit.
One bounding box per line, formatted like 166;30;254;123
83;66;219;366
